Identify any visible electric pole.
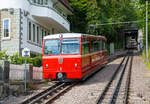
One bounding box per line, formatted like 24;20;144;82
146;0;148;60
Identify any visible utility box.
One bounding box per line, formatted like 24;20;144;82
110;43;115;55
25;64;33;82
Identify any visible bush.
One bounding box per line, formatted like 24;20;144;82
10;53;42;67
32;56;42;67
0;50;9;60
10;53;25;65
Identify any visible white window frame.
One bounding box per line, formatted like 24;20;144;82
2;18;11;40
28;21;32;41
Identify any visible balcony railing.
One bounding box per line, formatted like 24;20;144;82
30;0;48;6
27;0;70;24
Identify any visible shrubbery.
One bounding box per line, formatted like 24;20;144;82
10;53;42;67
0;50;9;60
0;51;42;67
10;53;25;65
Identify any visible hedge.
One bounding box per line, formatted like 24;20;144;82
10;53;42;67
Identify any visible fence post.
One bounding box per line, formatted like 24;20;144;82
41;66;43;80
0;60;10;98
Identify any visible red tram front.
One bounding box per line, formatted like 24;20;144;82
43;33;107;82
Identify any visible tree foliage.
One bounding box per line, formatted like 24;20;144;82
69;0;138;47
136;0;150;45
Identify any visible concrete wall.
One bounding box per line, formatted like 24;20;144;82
10;64;43;81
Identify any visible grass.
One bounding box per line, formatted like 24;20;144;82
142;50;150;71
145;61;150;71
10;79;23;82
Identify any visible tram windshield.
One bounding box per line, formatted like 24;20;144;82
44;39;60;55
62;39;80;54
44;39;80;55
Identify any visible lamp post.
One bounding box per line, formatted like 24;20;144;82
146;0;148;60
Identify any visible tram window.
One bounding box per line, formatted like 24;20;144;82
82;38;85;55
82;38;90;55
85;43;89;54
103;41;106;50
91;39;95;52
44;40;60;55
102;40;106;50
82;45;85;55
62;39;80;54
85;39;90;54
102;40;104;50
94;39;99;52
99;40;102;51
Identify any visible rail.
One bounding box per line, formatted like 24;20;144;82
96;53;133;104
124;56;133;104
20;82;77;104
96;56;126;104
109;56;129;104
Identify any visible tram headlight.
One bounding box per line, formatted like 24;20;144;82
57;73;63;79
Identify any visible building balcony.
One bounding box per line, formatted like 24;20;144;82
0;0;71;32
29;2;70;32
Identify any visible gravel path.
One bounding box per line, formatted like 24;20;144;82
129;56;150;104
52;58;123;104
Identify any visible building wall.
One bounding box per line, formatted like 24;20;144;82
0;9;20;56
21;13;43;55
20;11;58;55
0;0;72;56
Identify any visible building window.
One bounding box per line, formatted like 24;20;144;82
29;22;31;41
37;26;39;43
33;24;35;42
44;0;48;5
41;0;43;5
32;0;47;6
42;29;44;40
33;0;36;3
28;20;51;45
38;0;40;4
52;28;54;34
45;31;47;36
3;19;10;38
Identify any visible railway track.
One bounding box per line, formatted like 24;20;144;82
96;55;133;104
20;53;131;104
20;82;77;104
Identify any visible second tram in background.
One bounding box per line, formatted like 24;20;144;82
43;33;107;82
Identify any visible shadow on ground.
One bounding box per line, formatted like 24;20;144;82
80;64;124;85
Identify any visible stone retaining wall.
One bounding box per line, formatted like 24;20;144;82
0;9;20;56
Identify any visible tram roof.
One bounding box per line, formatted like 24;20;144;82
44;33;106;40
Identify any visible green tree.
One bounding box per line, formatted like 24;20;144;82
69;0;138;49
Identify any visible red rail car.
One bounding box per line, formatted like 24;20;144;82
43;33;107;82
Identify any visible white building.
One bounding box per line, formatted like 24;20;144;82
0;0;73;56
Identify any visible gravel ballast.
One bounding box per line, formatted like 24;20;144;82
53;58;123;104
129;56;150;104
